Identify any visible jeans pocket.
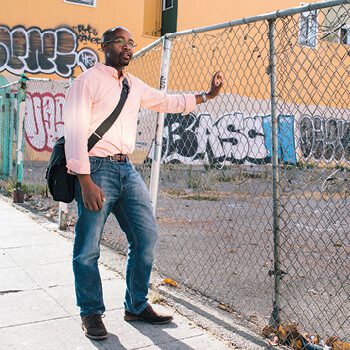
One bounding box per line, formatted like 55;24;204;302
89;157;102;174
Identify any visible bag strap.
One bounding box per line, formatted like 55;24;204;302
87;77;129;152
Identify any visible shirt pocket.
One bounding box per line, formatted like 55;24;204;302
89;157;103;174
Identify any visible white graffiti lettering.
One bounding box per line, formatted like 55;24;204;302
25;92;65;151
299;115;350;162
0;25;99;77
156;112;270;165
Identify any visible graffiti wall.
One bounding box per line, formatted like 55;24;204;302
153;112;297;165
0;24;100;77
21;83;350;167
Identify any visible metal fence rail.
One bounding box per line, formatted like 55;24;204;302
0;0;349;345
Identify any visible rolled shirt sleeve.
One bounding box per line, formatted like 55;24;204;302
64;77;93;175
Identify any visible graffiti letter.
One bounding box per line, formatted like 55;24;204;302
194;113;225;163
216;113;248;163
163;113;198;163
299;115;314;160
243;116;268;163
55;28;77;77
0;26;10;70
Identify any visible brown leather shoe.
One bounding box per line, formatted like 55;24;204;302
81;314;108;340
124;304;173;324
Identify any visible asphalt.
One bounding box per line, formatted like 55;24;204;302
0;198;233;350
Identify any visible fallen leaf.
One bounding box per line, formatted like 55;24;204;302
326;336;350;350
163;278;178;287
262;325;275;337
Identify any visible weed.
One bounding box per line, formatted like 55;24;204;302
187;165;212;191
185;193;220;201
0;178;47;197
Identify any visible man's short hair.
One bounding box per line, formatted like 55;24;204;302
102;27;127;43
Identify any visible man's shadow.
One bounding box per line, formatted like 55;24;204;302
127;321;196;350
90;332;128;350
88;323;195;350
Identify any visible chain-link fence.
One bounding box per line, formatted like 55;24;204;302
0;0;349;346
274;3;350;341
126;1;350;343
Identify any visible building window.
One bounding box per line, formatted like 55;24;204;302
321;5;350;44
299;5;318;48
64;0;96;7
163;0;173;11
340;25;350;45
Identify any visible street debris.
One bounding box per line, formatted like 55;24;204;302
262;324;350;350
162;278;178;287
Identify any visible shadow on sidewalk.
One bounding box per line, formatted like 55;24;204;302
90;332;128;350
163;293;275;349
128;322;196;350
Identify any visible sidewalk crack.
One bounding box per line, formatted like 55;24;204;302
0;289;23;295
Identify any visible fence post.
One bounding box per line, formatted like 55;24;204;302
13;74;28;203
149;36;172;215
2;93;10;177
0;95;6;177
8;93;16;177
59;202;69;231
268;19;282;328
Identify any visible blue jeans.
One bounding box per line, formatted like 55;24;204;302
73;157;157;316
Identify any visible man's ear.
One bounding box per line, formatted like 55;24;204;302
101;43;107;53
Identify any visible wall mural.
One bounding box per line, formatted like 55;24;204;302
23;90;350;167
150;112;297;165
23;88;298;167
20;69;349;167
0;24;100;77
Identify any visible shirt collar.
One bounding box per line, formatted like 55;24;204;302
94;62;125;79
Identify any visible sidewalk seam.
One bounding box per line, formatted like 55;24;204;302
0;316;72;330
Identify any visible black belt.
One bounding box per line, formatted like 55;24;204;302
105;154;129;162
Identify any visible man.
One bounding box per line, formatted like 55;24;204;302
64;26;224;340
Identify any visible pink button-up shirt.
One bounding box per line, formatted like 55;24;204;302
64;63;196;174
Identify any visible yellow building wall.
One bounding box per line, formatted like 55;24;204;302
143;0;162;37
0;0;331;83
0;0;157;81
160;2;348;112
177;0;319;31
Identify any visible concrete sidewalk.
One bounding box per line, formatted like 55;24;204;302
0;198;232;350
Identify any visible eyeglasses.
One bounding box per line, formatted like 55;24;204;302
103;38;137;49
